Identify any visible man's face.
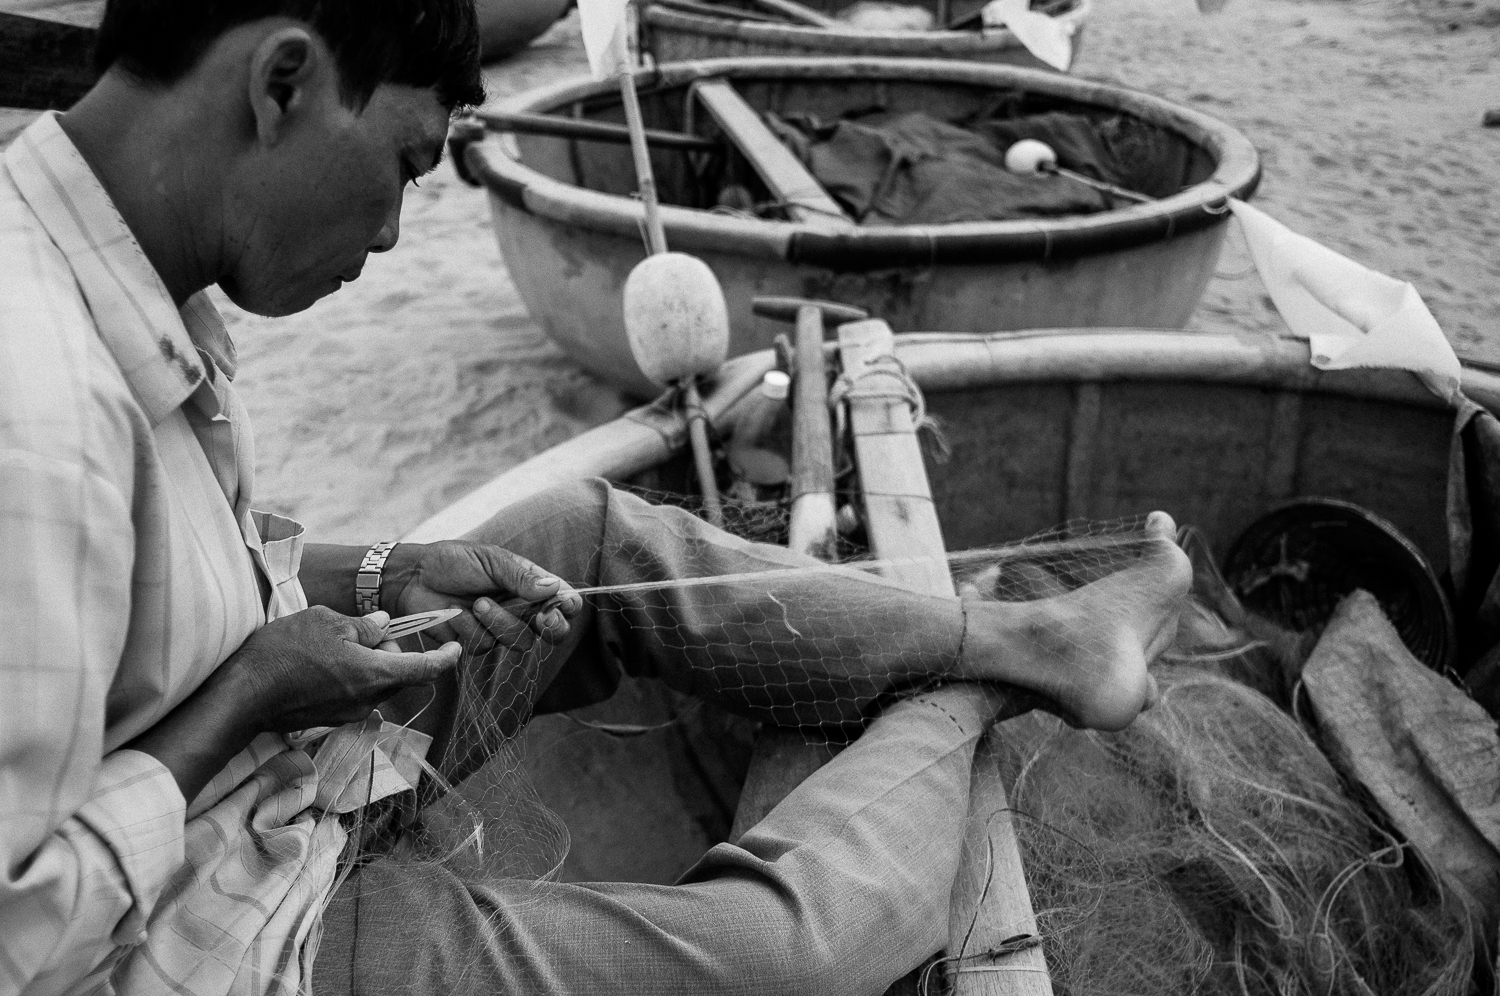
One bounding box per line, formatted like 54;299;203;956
221;81;449;317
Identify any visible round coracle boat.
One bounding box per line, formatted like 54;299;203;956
639;0;1091;71
461;58;1262;396
413;328;1489;564
405;328;1494;990
408;328;1498;988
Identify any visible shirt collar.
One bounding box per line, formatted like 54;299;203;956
3;112;237;425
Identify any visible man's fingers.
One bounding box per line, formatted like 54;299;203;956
473;597;538;654
1145;510;1177;541
530;602;571;643
473;546;568;603
349;611;390;648
388;642;462;685
447;610;496;656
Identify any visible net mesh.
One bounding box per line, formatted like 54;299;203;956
975;671;1473;996
338;487;1475;994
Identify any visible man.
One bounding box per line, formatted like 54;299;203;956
0;2;1190;994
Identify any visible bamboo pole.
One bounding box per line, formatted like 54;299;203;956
611;24;722;518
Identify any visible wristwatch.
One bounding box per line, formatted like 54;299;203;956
355;541;399;615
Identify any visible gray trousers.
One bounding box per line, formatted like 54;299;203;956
314;480;991;995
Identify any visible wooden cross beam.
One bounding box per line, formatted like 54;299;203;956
838;319;1053;996
690;78;851;231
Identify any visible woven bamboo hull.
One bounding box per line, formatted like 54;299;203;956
641;0;1091;72
467;58;1261;396
493;197;1226;396
408;329;1500;884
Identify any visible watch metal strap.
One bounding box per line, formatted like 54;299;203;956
355;541;399;615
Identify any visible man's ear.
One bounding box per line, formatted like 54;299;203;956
247;27;321;145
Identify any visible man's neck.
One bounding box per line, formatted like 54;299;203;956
59;72;227;308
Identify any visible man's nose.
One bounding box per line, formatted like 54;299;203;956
369;199;402;253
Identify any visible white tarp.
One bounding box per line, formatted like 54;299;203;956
1230;199;1462;404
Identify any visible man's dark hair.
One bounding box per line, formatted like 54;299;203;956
94;0;485;111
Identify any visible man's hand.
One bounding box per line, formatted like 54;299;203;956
380;541;584;657
219;606;460;732
127;606;461;803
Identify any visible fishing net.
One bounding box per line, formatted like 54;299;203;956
972;670;1475;996
333;486;1477;994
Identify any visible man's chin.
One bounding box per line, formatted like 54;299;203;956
219;276;345;318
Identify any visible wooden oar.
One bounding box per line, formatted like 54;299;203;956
838;319;1052;996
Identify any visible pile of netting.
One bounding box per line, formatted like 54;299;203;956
980;672;1473;996
355;492;1479;994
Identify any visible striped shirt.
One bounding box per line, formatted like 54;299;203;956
0;112;423;996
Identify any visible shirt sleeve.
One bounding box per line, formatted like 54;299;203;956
0;450;186;993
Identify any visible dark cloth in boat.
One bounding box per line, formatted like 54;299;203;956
765;108;1190;225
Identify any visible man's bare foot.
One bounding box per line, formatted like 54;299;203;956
955;512;1192;731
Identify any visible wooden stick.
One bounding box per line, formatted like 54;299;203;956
691;79;852;230
475;108;719;152
615;42;670;255
684;380;724;526
838;318;1052;996
787;305;839;559
1047;165;1153;204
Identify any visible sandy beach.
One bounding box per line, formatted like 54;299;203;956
199;0;1500;546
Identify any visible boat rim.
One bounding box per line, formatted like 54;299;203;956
638;0;1093;54
466;56;1262;267
407;328;1493;543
